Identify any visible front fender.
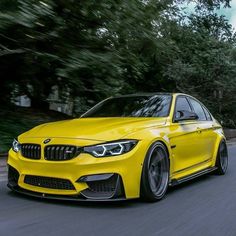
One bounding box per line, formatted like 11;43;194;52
211;128;226;167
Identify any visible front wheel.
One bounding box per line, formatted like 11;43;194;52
215;140;228;175
141;142;169;202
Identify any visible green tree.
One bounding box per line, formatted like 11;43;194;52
0;0;235;126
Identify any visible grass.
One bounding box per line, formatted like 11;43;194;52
0;107;71;153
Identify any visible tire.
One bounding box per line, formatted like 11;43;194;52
141;142;169;202
215;140;228;175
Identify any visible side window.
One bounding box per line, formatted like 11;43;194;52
175;96;192;112
202;106;212;121
188;98;207;121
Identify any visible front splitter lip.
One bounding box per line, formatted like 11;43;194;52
7;184;128;202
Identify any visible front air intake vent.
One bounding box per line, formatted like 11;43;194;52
24;175;75;190
80;174;125;199
8;165;20;187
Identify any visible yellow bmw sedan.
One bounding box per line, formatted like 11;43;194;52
7;93;228;201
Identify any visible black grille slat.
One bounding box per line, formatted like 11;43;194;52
33;146;36;159
51;146;55;160
44;145;80;161
24;175;75;190
55;146;60;160
24;145;28;157
59;146;65;160
21;144;41;160
46;146;50;160
29;145;32;159
25;145;27;157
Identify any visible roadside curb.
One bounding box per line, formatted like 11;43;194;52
226;137;236;146
226;141;236;146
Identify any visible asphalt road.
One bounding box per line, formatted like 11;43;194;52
0;146;236;236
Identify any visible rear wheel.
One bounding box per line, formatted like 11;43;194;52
215;140;228;175
141;142;169;202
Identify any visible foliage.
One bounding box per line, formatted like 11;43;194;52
0;0;236;126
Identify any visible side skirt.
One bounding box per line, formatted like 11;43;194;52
169;167;218;187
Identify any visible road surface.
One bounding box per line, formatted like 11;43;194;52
0;146;235;236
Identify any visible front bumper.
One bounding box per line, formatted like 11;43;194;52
7;184;127;202
7;140;146;201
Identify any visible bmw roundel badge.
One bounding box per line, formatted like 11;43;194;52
43;138;51;144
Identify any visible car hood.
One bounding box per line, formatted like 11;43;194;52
20;117;167;141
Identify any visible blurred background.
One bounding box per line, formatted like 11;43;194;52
0;0;236;153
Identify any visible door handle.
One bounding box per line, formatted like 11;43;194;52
196;127;202;134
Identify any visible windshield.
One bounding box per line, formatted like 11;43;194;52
82;95;172;118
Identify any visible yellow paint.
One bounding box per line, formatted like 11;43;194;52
8;93;225;199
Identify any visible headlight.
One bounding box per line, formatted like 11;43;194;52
12;138;21;153
83;140;138;157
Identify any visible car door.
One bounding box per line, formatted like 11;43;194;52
169;95;206;175
187;97;217;162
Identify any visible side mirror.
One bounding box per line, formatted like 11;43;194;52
174;110;199;122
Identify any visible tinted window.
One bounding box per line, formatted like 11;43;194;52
202;106;212;121
82;95;172;118
175;97;192;112
188;98;207;121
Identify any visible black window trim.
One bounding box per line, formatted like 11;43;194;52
165;94;173;118
201;104;213;121
172;95;213;123
172;95;194;123
186;96;213;122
